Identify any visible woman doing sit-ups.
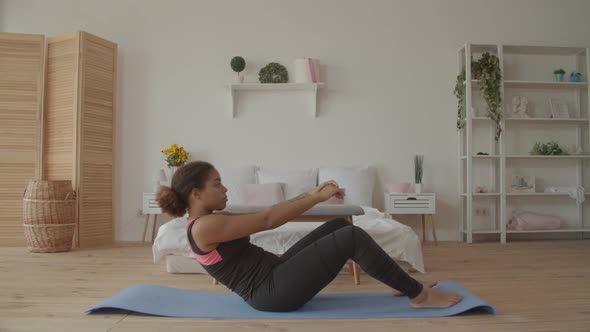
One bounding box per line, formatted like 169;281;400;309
157;161;461;312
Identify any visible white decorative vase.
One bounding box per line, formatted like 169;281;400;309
161;166;179;187
235;72;244;83
169;166;179;179
415;183;422;194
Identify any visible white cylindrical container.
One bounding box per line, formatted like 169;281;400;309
294;58;320;83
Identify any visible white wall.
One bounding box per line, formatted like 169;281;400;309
2;0;590;242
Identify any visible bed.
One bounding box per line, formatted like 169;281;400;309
153;206;426;276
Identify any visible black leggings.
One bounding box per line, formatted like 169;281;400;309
247;218;423;312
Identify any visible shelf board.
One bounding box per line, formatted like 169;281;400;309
507;192;572;196
460;155;500;160
462;192;590;197
506;155;590;159
229;83;325;91
460;193;500;197
461;229;501;234
507;228;590;234
502;45;586;55
508;192;590;197
461;155;590;160
504;80;587;89
228;83;324;119
462;229;590;234
505;118;589;124
470;80;587;89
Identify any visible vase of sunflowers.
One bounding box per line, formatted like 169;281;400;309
161;144;190;184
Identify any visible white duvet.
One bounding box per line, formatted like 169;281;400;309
152;206;425;273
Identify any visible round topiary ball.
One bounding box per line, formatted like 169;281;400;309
258;62;288;83
230;56;246;73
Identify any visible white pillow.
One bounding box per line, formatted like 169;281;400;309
318;166;375;206
215;165;257;205
256;167;318;199
241;183;285;205
152;216;190;264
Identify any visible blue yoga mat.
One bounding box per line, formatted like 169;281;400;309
86;281;495;319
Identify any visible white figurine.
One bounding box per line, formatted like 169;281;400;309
508;96;530;118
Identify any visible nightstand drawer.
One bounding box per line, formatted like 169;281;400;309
386;193;435;214
143;193;162;214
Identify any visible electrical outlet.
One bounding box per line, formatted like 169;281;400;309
137;208;144;217
474;207;489;216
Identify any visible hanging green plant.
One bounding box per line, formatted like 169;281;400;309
454;53;503;140
453;57;479;131
478;53;502;140
258;62;289;83
453;68;466;130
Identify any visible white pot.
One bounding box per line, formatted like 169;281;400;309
162;166;179;186
235;72;244;83
415;183;422;194
169;166;179;179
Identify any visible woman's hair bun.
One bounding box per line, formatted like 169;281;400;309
156;186;187;217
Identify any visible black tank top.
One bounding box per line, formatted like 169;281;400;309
186;218;280;300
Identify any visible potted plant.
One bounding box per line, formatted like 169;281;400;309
530;141;568;155
553;68;565;81
161;144;190;181
414;154;424;193
569;71;582;82
230;56;246;83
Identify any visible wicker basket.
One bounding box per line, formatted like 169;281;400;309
23;180;76;253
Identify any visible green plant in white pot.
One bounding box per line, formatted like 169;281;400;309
414;155;424;193
230;56;246;83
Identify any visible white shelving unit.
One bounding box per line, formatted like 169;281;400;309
457;43;590;243
228;83;325;118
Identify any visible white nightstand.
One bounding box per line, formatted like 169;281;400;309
142;192;162;244
384;192;438;245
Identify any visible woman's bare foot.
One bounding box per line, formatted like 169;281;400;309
392;281;438;297
409;287;462;309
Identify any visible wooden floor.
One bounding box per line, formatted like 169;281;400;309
2;240;590;332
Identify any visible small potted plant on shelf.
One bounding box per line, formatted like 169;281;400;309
529;141;568;155
230;56;246;83
553;68;566;81
569;71;583;82
414;154;424;194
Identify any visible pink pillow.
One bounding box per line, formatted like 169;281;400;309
241;183;285;206
507;210;561;230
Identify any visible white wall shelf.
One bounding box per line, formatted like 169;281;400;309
228;83;325;118
457;43;590;244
